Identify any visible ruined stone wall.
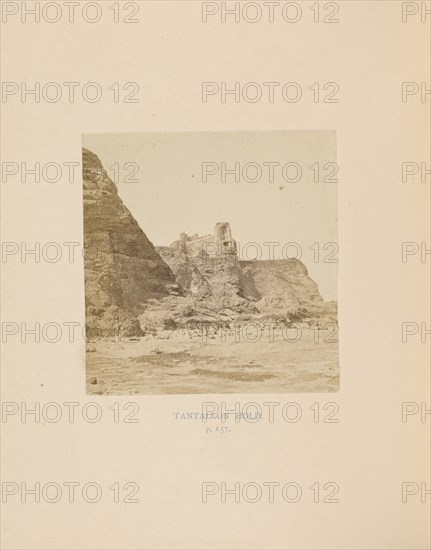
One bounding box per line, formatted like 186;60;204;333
170;223;237;259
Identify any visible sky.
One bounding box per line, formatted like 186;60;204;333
83;131;338;301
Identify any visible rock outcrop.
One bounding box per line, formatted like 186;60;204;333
240;259;323;309
83;148;334;336
83;148;180;337
157;224;323;313
156;223;253;312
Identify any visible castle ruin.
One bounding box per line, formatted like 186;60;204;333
174;223;237;257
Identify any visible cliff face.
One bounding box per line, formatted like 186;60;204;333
156;223;255;314
157;224;324;314
83;148;180;336
240;259;323;310
83;148;330;335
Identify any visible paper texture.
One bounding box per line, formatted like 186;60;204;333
1;1;430;548
82;130;339;394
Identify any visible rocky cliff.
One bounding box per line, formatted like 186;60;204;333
83;148;334;336
83;148;180;337
240;259;323;310
157;225;323;314
156;223;255;314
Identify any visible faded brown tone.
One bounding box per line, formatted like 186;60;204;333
83;148;181;337
83;145;338;395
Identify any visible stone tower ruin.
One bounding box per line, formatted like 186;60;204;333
214;222;236;254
